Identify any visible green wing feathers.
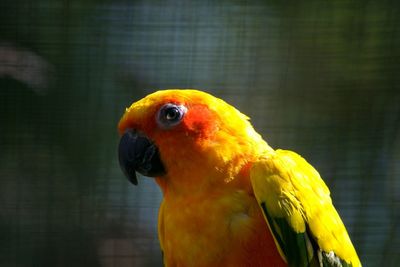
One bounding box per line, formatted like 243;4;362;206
250;149;361;267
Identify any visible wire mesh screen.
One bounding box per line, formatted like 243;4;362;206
1;0;399;266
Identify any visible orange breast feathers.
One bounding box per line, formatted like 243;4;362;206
158;185;287;267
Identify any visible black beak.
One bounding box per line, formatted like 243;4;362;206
118;130;166;185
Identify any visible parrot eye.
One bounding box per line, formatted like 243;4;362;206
157;103;187;128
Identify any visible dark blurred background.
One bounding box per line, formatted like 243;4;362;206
0;0;399;266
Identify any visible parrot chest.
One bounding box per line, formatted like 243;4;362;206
159;189;285;267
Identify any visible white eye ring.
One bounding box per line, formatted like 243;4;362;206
156;103;187;129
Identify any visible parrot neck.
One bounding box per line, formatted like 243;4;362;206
156;134;274;197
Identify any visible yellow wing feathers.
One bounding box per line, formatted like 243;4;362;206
250;149;361;267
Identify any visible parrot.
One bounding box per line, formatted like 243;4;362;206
117;89;361;267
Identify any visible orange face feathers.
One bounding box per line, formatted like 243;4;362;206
118;89;271;192
121;89;267;142
118;89;255;143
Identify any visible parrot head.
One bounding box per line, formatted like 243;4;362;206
118;89;269;191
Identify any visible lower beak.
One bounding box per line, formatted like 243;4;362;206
118;130;166;185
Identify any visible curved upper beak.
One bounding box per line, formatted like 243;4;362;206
118;129;166;185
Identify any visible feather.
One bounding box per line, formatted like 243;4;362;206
250;150;361;267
